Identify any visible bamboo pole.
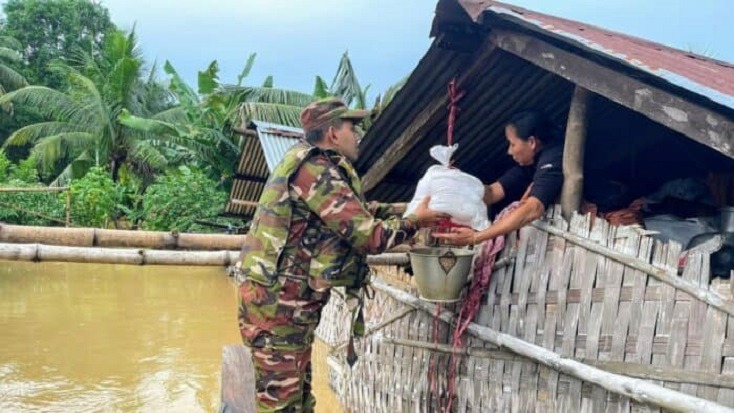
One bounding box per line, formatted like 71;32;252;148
372;278;734;413
0;224;248;250
0;186;69;193
0;242;411;267
65;191;71;227
533;219;734;318
560;86;591;221
382;337;734;389
0;243;241;266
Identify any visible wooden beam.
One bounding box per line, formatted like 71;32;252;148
361;38;499;192
372;279;734;413
491;30;734;158
561;86;591;221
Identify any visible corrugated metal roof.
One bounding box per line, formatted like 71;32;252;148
357;0;734;206
224;121;303;218
251;120;303;172
483;2;734;111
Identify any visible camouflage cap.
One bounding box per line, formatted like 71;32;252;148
300;97;370;134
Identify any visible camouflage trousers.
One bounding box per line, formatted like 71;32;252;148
238;276;330;412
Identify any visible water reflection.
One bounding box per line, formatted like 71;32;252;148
0;261;240;412
0;261;341;412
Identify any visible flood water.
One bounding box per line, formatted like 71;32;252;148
0;261;340;412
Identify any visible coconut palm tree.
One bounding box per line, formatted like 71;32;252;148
0;35;28;110
0;29;170;184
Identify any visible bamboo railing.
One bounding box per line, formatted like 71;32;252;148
0;223;247;250
0;241;410;267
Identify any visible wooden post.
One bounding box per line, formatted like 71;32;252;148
560;86;591;221
220;345;257;413
65;190;71;228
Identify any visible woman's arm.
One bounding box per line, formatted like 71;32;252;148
433;196;545;246
483;182;506;205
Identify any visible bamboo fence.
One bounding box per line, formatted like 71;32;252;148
318;207;734;412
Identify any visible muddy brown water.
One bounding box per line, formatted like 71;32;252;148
0;261;340;412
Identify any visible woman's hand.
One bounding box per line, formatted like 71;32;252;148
432;227;480;246
413;196;450;227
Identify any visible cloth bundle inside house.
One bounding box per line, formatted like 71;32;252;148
404;144;490;230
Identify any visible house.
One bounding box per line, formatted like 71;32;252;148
224;120;303;219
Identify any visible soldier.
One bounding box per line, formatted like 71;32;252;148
237;97;447;412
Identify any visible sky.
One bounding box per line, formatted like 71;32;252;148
100;0;734;103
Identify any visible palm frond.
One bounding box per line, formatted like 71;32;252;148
330;51;365;108
0;36;23;51
237;102;304;127
262;75;274;88
0;64;28;92
221;85;315;107
32;132;96;172
4;122;84;147
0;47;22;63
108;57;143;108
128;139;168;171
0;86;94;126
49;152;94;187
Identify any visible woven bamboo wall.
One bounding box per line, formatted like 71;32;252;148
319;209;734;412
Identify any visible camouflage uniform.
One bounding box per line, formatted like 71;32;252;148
238;99;419;412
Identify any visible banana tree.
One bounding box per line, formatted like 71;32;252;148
119;59;240;182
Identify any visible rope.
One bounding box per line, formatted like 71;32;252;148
445;77;465;147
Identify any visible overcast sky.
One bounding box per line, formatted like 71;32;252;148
100;0;733;103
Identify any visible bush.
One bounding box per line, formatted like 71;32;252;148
141;166;230;232
0;152;66;226
68;167;125;228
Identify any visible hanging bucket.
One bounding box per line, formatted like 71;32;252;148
409;247;475;302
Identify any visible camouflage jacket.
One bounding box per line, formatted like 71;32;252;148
238;142;417;292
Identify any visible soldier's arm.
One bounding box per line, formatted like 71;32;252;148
292;157;419;255
367;201;407;219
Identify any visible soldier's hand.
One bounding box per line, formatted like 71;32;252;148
414;196;450;227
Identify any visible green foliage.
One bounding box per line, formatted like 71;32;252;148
141;167;230;232
0;28;172;185
0;149;11;180
0;0;116;89
0;151;65;225
68;166;124;228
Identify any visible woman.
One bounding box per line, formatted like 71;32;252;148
434;110;563;246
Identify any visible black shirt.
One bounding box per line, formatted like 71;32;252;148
497;142;564;208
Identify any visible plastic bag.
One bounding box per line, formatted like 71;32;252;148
404;144;490;230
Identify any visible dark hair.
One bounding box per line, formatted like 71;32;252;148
506;110;561;144
304;118;344;145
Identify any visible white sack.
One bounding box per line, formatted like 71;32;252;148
404;144;490;230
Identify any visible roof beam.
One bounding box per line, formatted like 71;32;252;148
491;29;734;158
361;39;499;193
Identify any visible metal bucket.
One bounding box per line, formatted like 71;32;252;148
409;247;475;302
